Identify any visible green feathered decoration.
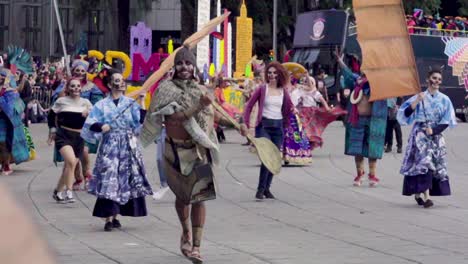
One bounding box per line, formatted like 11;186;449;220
7;46;33;75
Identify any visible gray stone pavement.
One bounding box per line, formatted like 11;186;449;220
1;122;468;264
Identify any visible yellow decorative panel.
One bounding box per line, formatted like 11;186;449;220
234;1;253;78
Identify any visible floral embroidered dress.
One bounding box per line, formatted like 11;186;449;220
81;95;153;217
397;90;457;196
282;88;312;165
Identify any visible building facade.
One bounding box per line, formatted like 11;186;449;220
0;0;182;59
0;0;118;58
130;0;182;53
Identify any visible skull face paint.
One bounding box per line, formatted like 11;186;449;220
67;79;82;97
73;65;87;80
110;73;126;91
428;72;442;90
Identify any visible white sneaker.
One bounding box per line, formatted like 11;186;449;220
65;190;76;203
152;186;169;200
53;190;66;203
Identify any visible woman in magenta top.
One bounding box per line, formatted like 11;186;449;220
241;62;294;200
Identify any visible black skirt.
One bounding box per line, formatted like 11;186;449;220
92;197;147;218
55;128;84;158
402;172;451;196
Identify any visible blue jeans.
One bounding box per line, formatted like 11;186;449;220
156;127;168;187
255;118;284;192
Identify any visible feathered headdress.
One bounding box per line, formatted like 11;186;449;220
71;59;90;71
0;67;17;89
6;46;33;75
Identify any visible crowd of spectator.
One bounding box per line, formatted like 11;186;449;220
407;13;468;37
1;53;71;124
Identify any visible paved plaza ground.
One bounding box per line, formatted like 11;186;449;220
2;122;468;264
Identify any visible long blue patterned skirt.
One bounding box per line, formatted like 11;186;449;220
88;130;153;217
401;123;451;196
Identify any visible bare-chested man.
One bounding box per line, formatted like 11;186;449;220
142;46;220;264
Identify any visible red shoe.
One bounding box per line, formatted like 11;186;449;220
353;171;364;187
84;173;92;189
2;164;13;176
72;179;83;191
368;174;380;187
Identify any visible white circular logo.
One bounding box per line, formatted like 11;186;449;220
311;18;325;41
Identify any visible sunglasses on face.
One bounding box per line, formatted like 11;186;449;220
74;69;86;74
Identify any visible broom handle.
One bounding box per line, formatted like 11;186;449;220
211;101;254;141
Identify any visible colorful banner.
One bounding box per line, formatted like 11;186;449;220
353;0;420;101
442;37;468;91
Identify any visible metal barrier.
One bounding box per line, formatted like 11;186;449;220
32;87;52;110
348;25;468;38
409;27;467;37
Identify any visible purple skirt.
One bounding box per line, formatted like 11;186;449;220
283;113;312;164
402;171;451;196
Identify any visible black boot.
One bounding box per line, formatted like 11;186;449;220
104;221;113;232
264;190;276;199
255;190;264;200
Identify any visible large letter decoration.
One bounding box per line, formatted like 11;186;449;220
104;51;132;79
87;50;105;80
132;53;168;81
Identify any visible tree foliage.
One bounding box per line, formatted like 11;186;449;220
458;0;468;16
402;0;442;15
180;0;465;60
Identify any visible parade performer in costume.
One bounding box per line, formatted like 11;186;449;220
0;68;30;175
91;65;112;102
81;69;153;231
7;46;36;161
72;59;104;189
240;62;294;199
295;75;346;150
213;76;241;143
336;51;387;187
142;46;220;263
282;79;312;165
240;78;258;146
213;77;241;119
397;69;456;208
48;78;93;203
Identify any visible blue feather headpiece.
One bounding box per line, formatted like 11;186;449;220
6;46;33;75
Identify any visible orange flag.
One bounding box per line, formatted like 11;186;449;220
353;0;420;101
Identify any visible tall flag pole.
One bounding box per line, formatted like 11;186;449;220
227;22;233;77
52;0;70;75
223;9;229;77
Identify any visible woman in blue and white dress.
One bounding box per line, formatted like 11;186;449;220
81;70;152;231
397;69;457;208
